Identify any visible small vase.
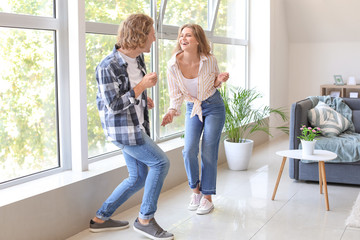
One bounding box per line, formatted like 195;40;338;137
301;139;316;156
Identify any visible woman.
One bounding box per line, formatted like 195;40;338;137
161;24;229;215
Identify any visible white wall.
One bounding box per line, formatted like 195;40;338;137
249;0;270;106
285;0;360;103
289;42;360;103
270;0;289;135
250;0;289;137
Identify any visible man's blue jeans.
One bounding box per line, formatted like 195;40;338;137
96;132;170;220
183;90;225;195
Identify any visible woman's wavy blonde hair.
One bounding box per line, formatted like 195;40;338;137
116;14;153;50
173;24;211;56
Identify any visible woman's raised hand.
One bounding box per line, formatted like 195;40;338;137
161;110;176;126
218;72;229;83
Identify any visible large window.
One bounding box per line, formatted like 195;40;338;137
0;0;248;186
0;0;59;184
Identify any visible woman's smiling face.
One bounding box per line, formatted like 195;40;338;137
179;27;199;51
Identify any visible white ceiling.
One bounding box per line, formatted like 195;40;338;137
284;0;360;42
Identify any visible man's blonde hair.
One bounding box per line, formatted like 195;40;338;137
174;24;211;56
116;14;154;50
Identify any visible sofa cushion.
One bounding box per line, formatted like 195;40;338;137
301;133;360;163
308;102;351;137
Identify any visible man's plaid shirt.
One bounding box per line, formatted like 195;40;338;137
96;46;150;145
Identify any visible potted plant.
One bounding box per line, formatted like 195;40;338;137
220;86;288;170
298;125;321;156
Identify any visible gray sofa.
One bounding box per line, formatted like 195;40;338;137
289;97;360;185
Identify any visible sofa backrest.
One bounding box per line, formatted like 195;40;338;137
343;98;360;133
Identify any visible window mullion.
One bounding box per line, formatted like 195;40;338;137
211;37;248;45
157;25;178;40
56;0;71;170
85;22;118;35
67;0;88;171
157;0;168;31
152;0;159;141
208;0;220;32
0;12;58;29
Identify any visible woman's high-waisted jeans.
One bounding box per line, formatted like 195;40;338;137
183;90;225;195
96;132;170;220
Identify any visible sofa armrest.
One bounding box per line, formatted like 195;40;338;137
289;98;313;150
289;98;313;180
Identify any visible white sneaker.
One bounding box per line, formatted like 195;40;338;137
188;193;203;211
196;197;214;215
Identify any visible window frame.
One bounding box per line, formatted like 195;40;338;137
0;0;71;189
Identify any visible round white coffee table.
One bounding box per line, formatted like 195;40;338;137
272;149;337;211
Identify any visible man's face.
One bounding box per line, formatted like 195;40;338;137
142;26;156;53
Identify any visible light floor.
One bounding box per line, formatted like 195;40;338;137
68;135;360;240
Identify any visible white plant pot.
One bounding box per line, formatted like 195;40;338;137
224;139;254;170
301;139;317;156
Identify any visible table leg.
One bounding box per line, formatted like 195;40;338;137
318;162;323;194
320;161;330;211
272;157;287;200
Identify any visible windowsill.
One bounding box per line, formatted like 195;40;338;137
0;137;185;208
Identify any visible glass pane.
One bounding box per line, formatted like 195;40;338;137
156;0;161;19
214;0;246;39
158;39;185;138
85;0;150;24
163;0;208;29
0;0;53;17
0;28;57;183
213;44;246;89
86;33;152;158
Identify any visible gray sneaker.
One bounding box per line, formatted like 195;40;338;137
89;218;129;233
133;218;174;240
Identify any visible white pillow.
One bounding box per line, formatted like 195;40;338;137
308;102;351;137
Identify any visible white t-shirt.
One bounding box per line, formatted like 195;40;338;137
119;52;145;131
182;76;198;98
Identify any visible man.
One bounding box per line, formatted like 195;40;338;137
90;14;174;240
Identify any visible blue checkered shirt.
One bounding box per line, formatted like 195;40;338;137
96;46;150;145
